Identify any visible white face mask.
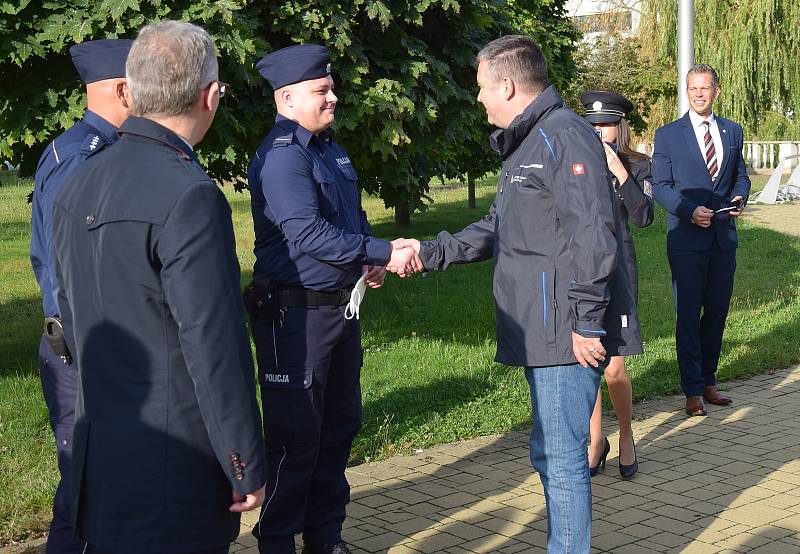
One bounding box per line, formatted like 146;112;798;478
344;273;368;320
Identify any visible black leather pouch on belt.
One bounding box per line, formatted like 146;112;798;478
43;317;72;364
243;282;276;322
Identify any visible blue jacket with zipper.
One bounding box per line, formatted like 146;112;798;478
420;86;642;367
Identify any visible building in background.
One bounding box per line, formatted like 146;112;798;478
566;0;641;39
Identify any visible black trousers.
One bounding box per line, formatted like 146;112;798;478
94;545;230;554
38;335;85;554
251;305;362;554
668;243;737;396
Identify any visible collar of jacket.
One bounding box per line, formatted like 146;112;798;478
118;116;198;162
490;85;564;160
82;109;119;144
275;114;332;148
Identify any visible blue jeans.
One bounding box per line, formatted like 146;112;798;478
525;363;601;553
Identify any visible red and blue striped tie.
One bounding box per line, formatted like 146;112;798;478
702;120;718;179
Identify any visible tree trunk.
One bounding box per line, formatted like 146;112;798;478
467;173;476;209
394;202;411;228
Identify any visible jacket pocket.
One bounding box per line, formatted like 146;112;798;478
539;270;558;349
514;166;547;192
312;165;339;217
337;162;359;182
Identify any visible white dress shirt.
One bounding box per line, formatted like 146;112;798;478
688;110;723;179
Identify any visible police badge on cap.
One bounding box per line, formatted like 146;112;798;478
580;90;635;124
256;44;332;90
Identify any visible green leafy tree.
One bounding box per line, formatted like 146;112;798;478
639;0;800;139
1;0;580;225
264;0;502;226
565;33;674;139
259;0;580;225
0;0;265;181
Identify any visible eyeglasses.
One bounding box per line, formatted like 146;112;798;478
213;81;231;98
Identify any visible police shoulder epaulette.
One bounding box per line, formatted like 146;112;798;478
79;133;110;157
272;133;294;148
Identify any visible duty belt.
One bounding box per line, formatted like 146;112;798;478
253;282;350;307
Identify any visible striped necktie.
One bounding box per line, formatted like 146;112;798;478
702;120;718;179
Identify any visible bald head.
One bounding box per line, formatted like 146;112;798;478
86;77;129;128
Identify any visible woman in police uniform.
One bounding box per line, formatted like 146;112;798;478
582;90;654;479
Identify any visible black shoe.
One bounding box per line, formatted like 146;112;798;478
302;542;352;554
619;436;638;479
589;437;610;477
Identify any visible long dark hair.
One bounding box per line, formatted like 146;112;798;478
616;117;649;168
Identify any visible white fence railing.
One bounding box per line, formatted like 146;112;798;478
744;141;800;171
636;141;800;173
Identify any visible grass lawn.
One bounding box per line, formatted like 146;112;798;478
1;171;797;544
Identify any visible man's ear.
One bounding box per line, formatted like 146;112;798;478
203;81;219;111
280;88;293;109
502;77;516;101
122;81;134;109
116;80;130;109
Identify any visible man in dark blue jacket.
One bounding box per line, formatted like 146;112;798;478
30;38;130;553
393;36;631;553
52;21;265;553
246;45;416;554
652;64;751;417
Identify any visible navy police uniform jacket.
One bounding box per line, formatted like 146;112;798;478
419;86;642;366
248;115;391;290
31;110;117;318
51;116;266;553
603;156;654;357
652;112;751;251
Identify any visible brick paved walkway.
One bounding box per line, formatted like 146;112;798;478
5;365;800;553
233;365;800;554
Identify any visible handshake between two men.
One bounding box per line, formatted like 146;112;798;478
388;238;423;277
361;238;424;288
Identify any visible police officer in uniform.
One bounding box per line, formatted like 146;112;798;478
29;38;131;553
581;90;654;479
246;45;415;554
51;21;265;553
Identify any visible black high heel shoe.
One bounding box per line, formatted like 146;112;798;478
589;437;610;477
619;436;638;479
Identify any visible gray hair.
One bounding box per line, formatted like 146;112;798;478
476;35;549;94
686;63;719;88
126;20;218;117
